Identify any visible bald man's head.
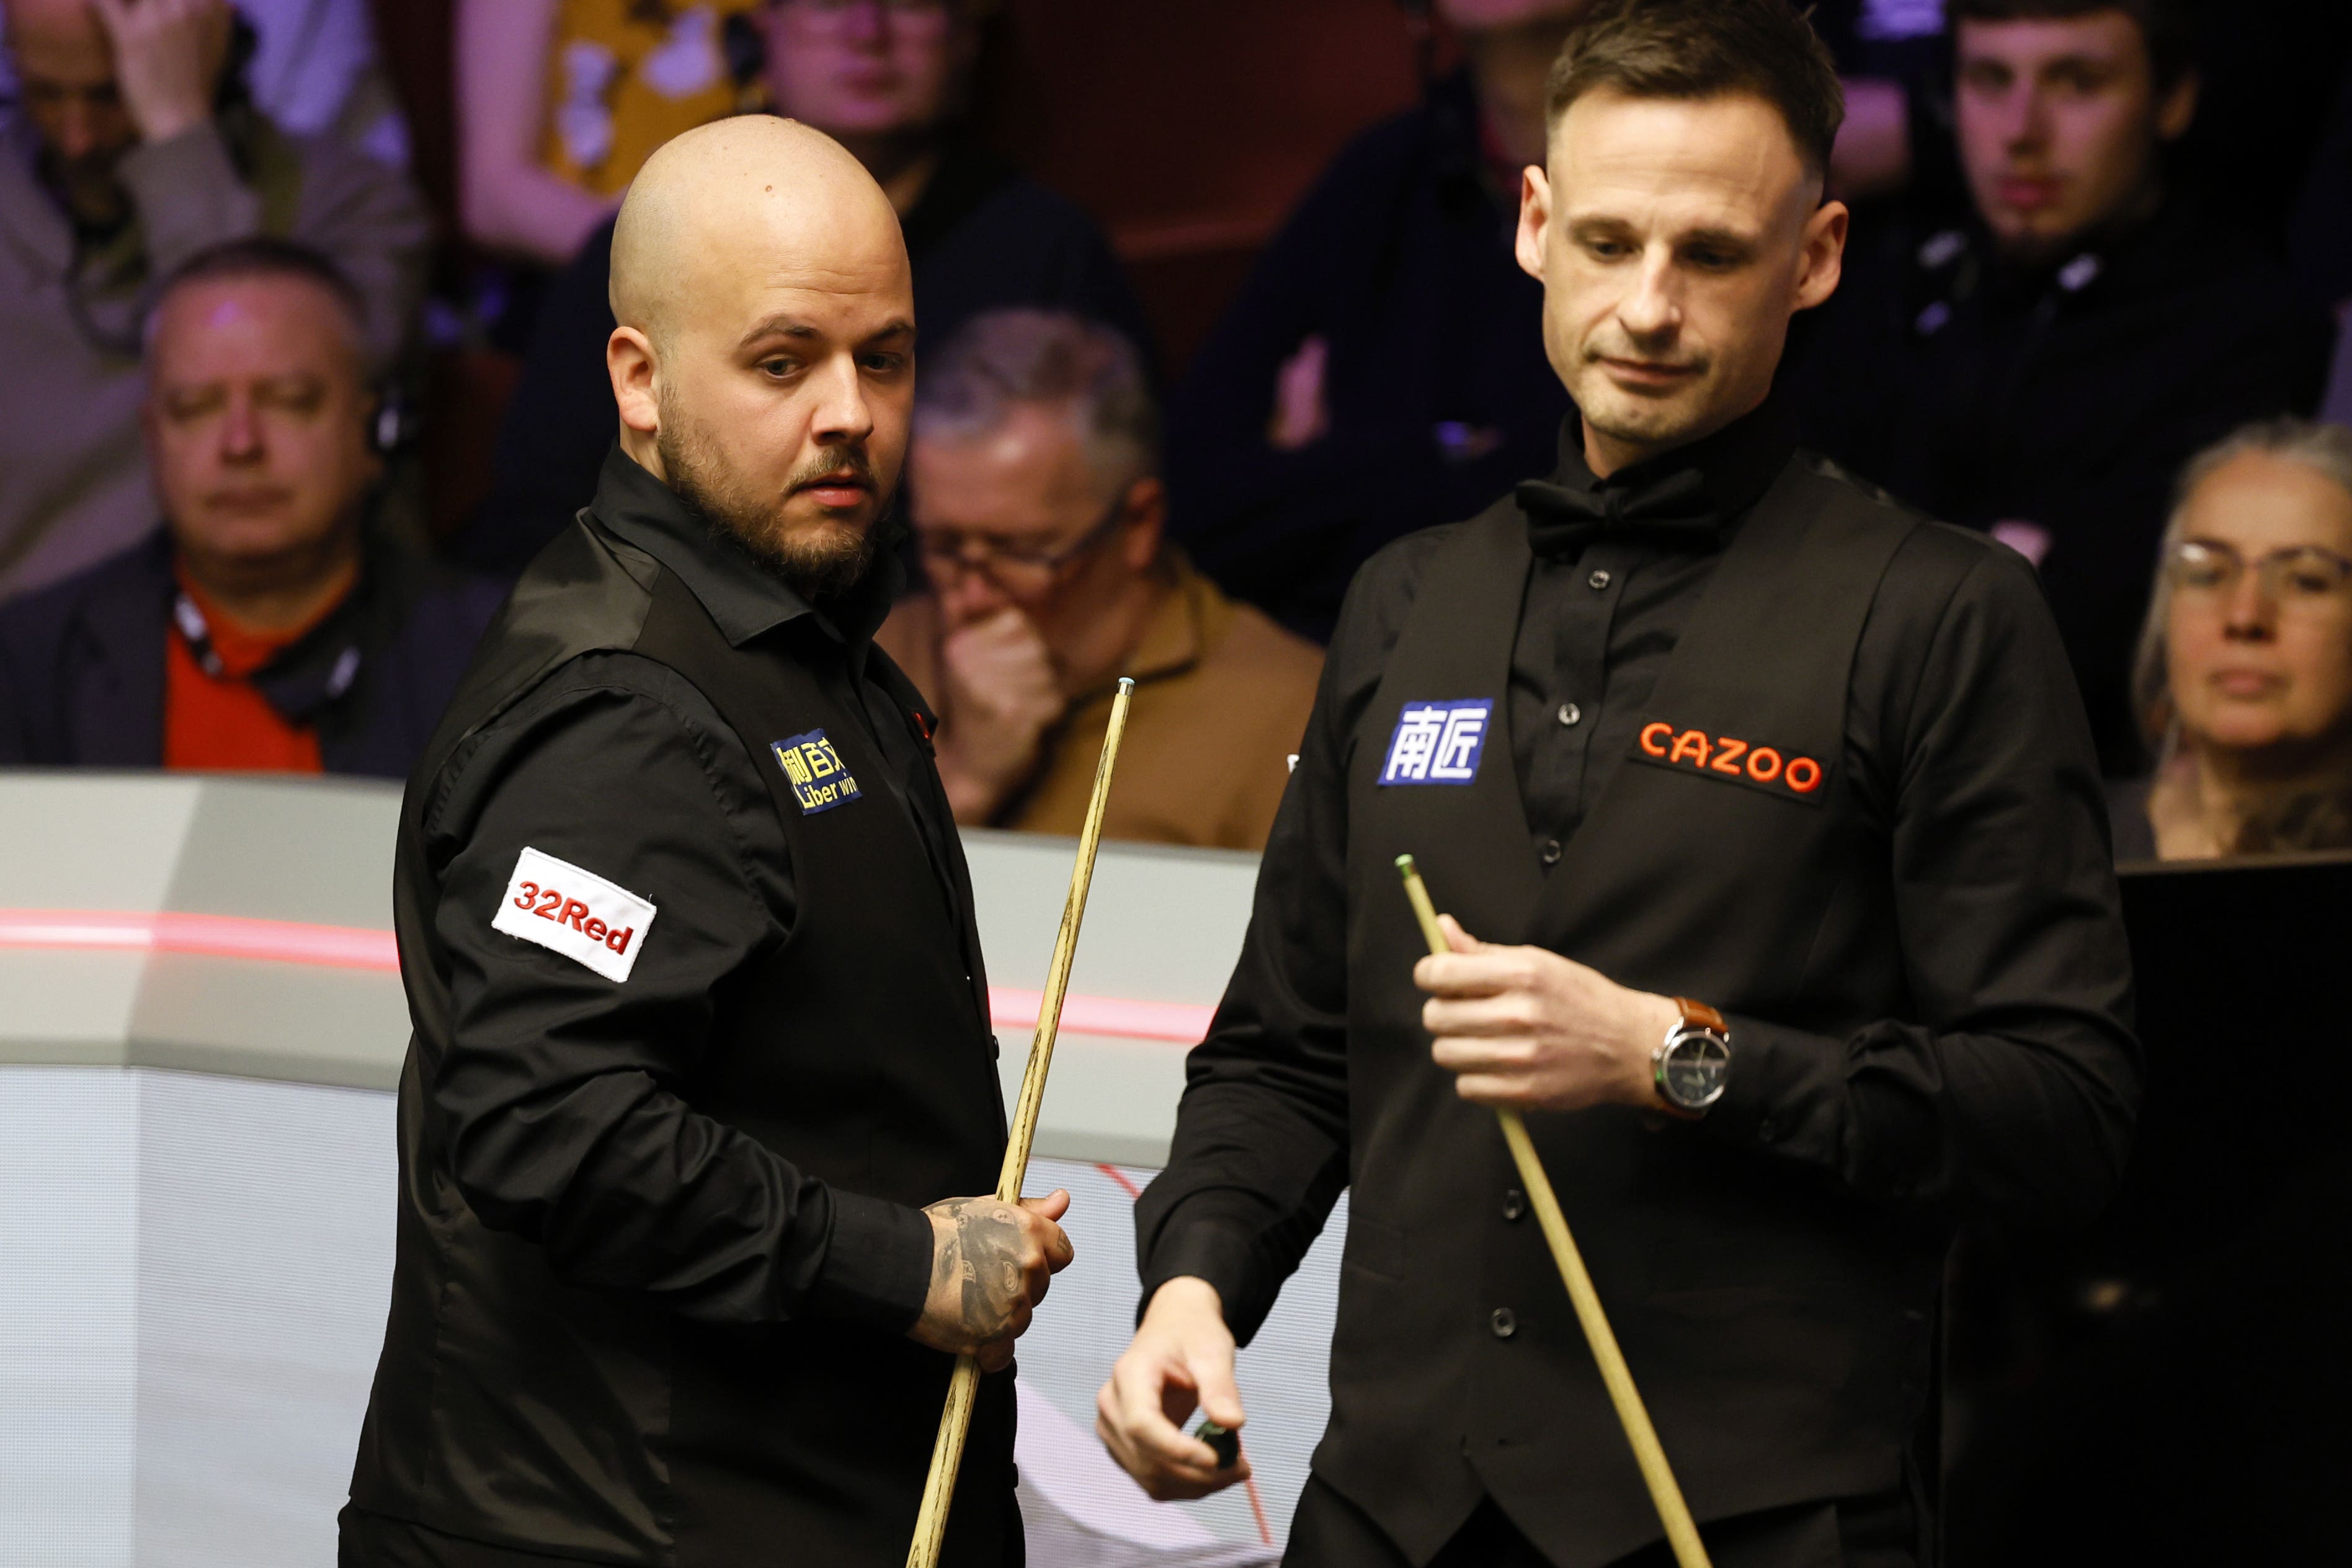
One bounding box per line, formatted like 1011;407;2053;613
610;117;903;351
606;116;916;602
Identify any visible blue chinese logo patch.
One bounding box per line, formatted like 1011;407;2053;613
771;729;863;814
1379;699;1493;786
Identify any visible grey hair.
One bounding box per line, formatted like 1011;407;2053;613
141;237;373;375
2130;417;2352;744
912;308;1159;499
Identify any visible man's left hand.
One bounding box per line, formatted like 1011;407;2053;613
1415;914;1681;1113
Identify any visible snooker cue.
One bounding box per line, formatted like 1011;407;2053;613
1396;854;1713;1568
906;677;1138;1568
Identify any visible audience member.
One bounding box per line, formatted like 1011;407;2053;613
0;0;430;602
1804;1;2352;246
1162;0;1590;642
1789;0;2332;773
0;241;502;777
2111;420;2352;860
455;0;760;268
461;0;1154;577
875;310;1321;852
0;0;411;164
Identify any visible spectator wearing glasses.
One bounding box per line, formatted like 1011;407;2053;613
0;0;429;602
1788;0;2332;774
463;0;1153;577
877;309;1321;850
2112;420;2352;860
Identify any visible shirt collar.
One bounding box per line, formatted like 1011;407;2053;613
589;445;905;653
1546;393;1796;526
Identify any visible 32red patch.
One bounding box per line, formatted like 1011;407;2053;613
1636;721;1824;798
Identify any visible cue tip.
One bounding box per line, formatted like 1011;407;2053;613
1116;676;1136;694
1394;853;1419;879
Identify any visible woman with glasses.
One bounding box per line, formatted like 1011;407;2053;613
2114;419;2352;860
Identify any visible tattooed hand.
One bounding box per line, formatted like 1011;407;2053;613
909;1190;1075;1371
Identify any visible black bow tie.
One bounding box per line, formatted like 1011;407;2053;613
1516;466;1721;559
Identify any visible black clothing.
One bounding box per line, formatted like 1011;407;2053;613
1506;407;1796;860
1788;195;2332;773
1138;420;2140;1568
1164;72;1569;642
457;137;1154;577
1285;1474;1917;1568
2289;56;2352;310
0;528;504;776
346;450;1017;1566
2106;778;2159;864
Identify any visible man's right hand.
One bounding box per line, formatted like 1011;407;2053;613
1097;1276;1253;1500
90;0;234;146
933;607;1064;821
909;1190;1074;1373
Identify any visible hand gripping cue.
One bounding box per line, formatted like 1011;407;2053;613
906;677;1137;1568
1396;854;1713;1568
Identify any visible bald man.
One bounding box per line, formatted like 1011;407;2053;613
341;119;1067;1568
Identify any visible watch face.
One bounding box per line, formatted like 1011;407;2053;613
1662;1030;1731;1110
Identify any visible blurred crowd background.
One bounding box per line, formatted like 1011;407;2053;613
1;0;2348;864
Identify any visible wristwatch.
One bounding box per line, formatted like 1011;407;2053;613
1651;997;1732;1115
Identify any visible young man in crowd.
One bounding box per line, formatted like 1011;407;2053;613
879;308;1321;852
1099;2;2139;1563
0;240;499;777
1789;0;2332;772
463;0;1153;577
0;0;427;601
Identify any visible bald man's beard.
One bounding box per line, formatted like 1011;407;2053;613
657;398;881;604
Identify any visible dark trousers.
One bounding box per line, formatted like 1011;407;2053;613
1283;1476;1919;1568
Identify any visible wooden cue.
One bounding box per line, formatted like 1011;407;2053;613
1397;854;1713;1568
905;677;1138;1568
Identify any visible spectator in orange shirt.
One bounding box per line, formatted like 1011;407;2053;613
878;309;1322;852
0;239;502;776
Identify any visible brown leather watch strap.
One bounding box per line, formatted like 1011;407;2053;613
1673;997;1727;1034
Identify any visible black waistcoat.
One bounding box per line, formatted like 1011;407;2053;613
1319;457;1941;1568
363;523;1013;1567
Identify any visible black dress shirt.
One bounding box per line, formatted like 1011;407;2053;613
1140;406;2140;1328
1505;406;1794;859
416;453;951;1330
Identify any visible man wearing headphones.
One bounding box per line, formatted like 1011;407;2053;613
0;0;430;602
0;238;502;778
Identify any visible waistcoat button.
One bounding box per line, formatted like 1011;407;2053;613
1490;1307;1518;1339
1502;1188;1526;1221
1588;569;1612;590
1540;839;1563;866
1557;702;1582;727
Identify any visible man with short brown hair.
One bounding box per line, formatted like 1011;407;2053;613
1099;1;2139;1563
